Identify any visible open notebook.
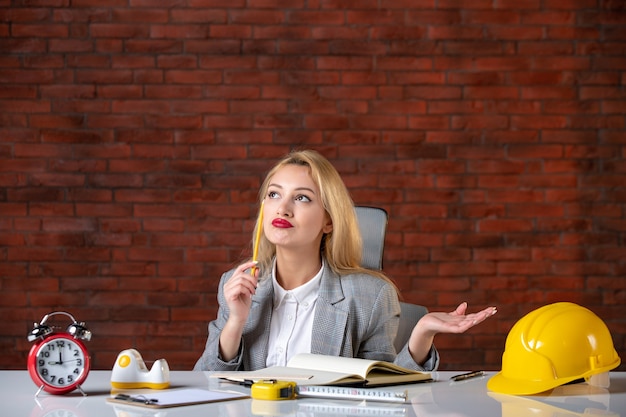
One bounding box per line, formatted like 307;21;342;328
212;353;431;387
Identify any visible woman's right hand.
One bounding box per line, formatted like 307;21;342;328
218;260;260;361
222;260;259;326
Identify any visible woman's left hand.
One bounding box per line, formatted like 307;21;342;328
420;302;497;335
407;302;497;366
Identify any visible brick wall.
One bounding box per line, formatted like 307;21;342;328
1;1;624;372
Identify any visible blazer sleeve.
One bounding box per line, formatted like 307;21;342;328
395;342;440;372
193;269;244;371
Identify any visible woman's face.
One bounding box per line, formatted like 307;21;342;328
263;164;333;252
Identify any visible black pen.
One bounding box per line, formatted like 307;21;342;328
450;371;484;382
240;379;255;387
219;377;255;387
114;394;159;405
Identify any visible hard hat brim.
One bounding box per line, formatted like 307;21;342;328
487;357;621;396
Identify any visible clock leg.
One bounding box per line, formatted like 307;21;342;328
35;385;44;397
76;384;87;396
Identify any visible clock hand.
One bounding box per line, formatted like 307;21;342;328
47;351;63;365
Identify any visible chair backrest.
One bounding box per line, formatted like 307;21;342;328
394;302;428;353
355;206;388;270
354;205;427;352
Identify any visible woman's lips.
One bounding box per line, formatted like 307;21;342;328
272;218;293;228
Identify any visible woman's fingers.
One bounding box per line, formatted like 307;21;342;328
461;306;498;328
224;261;260;301
452;302;468;316
424;305;498;334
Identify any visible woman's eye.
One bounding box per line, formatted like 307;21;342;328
296;195;311;202
268;191;279;199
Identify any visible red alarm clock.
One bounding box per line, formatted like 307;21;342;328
27;311;92;396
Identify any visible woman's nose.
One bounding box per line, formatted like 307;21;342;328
276;200;292;216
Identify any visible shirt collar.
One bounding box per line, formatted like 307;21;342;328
272;259;323;307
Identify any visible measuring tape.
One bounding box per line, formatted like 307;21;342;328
251;380;297;400
251;380;408;403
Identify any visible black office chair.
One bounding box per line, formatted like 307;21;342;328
354;206;428;352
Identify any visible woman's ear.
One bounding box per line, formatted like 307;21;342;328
322;215;333;234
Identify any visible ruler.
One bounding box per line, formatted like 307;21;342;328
296;385;408;403
298;402;407;416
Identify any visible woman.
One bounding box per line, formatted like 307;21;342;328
194;150;496;372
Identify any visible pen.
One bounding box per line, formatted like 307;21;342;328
251;201;264;276
238;379;255;387
450;370;484;382
114;394;159;405
219;377;255;387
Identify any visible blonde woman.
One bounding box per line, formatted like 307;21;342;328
194;150;496;371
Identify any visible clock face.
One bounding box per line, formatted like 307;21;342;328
28;334;90;394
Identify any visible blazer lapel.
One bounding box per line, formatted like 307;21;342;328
311;267;348;356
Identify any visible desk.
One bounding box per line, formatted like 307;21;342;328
3;370;625;417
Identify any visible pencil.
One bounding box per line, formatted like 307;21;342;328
251;200;264;276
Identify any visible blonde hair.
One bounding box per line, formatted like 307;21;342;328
252;150;393;286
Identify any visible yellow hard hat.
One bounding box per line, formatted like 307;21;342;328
487;302;621;395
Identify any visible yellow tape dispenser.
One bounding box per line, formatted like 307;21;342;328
251;380;297;400
110;348;170;390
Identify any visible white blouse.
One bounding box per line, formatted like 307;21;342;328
265;261;323;367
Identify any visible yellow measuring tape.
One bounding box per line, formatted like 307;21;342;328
251;380;297;400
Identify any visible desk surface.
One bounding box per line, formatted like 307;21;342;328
3;370;625;417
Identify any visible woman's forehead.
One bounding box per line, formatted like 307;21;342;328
270;164;316;188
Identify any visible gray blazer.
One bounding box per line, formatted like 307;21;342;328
193;262;439;372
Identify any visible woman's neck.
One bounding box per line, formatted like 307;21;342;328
275;249;322;290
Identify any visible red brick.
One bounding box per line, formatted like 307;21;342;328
525;11;575;25
12;23;68;38
487;26;544;40
429;25;484;40
170;8;227;23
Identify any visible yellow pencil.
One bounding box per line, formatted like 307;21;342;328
251;200;264;276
